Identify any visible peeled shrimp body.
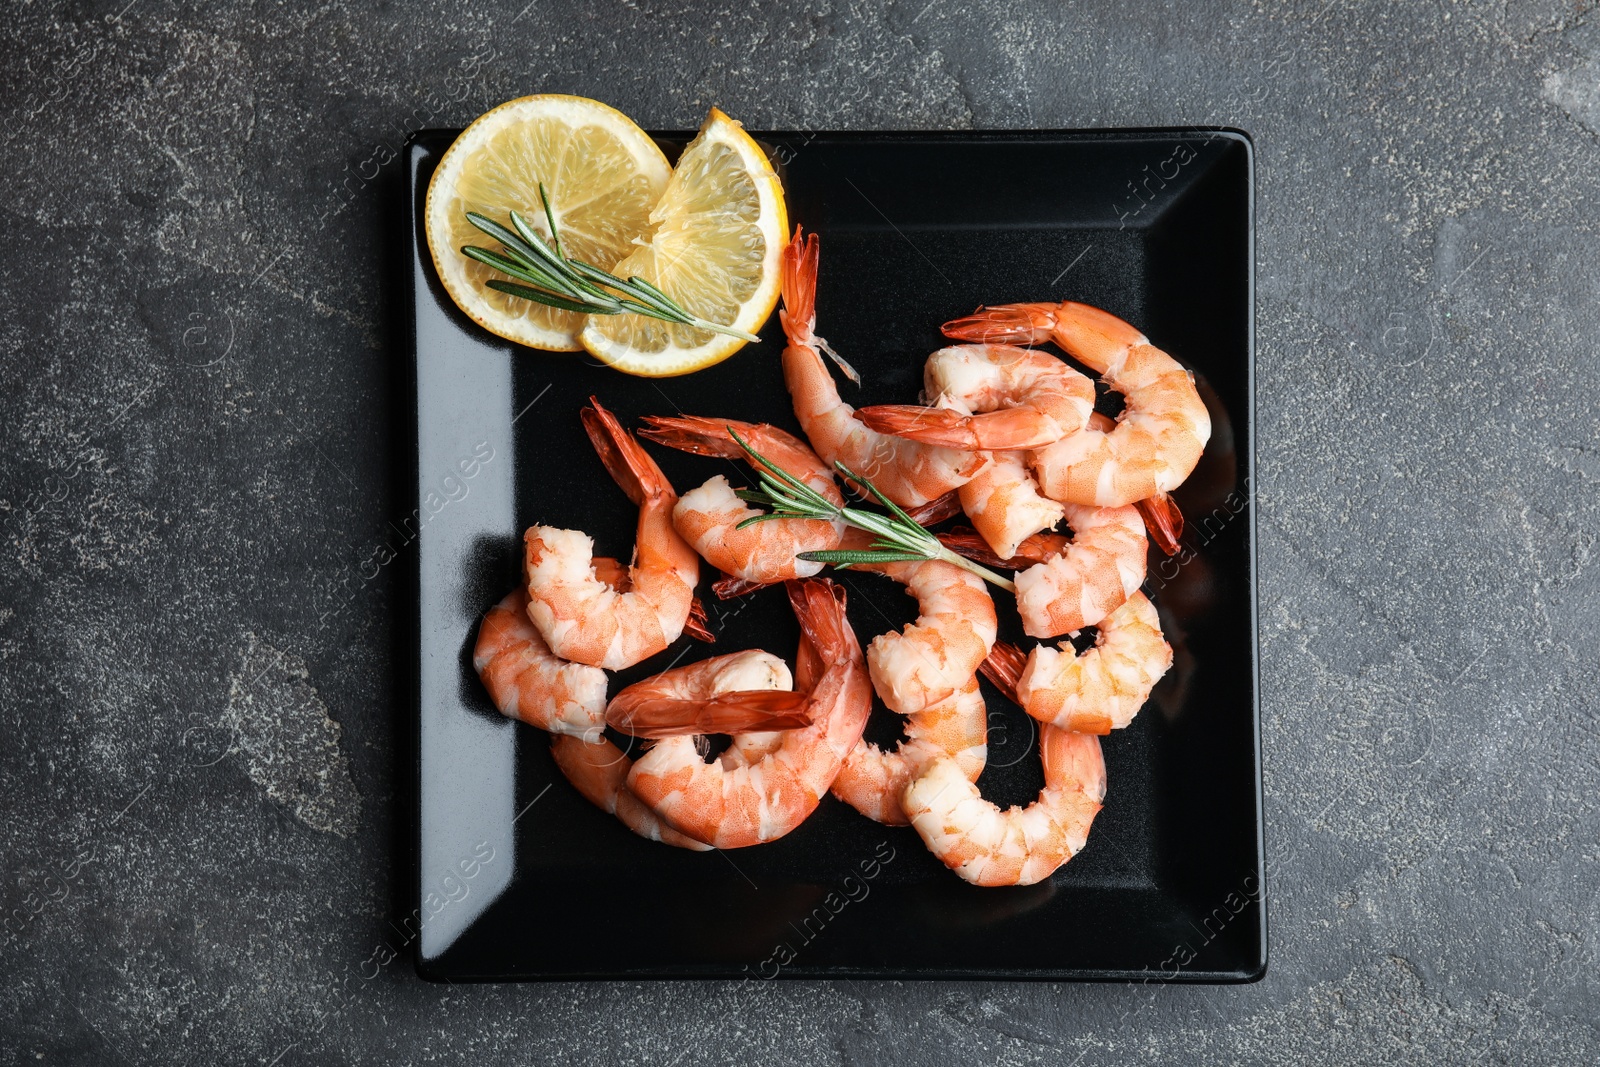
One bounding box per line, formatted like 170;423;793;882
902;724;1106;886
942;499;1147;638
830;676;987;825
957;452;1065;562
473;589;607;741
523;398;699;670
605;649;810;739
983;591;1173;734
555;639;805;851
549;733;712;851
626;578;873;849
1011;503;1147;638
477;579;709;849
843;530;998;715
781;227;985;507
858;343;1094;451
942;301;1210;508
638;416;845;591
942;412;1107;566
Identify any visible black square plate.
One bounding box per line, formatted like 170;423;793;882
407;127;1262;981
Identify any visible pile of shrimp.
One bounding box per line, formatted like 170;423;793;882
471;226;1209;886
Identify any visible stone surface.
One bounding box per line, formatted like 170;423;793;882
2;0;1598;1062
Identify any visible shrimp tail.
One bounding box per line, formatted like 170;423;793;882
904;490;963;527
637;414;755;459
1135;492;1185;556
786;576;854;662
779;225;859;384
938;528;1020;570
714;572;772;599
948;302;1147;373
938;525;1068;569
978;641;1028;705
941;303;1055;346
581;396;668;508
606;690;813;739
779;225;818;347
856;405;978;449
684;596;715;643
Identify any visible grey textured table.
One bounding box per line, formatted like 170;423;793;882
2;1;1596;1063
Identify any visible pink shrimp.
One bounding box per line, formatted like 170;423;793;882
781;227;986;507
477;579;713;849
949;413;1107;564
625;578;872;849
840;529;998;715
473;588;608;741
604;649;811;739
1013;504;1146;637
955;451;1065;561
901;724;1105;887
549;733;712;851
637;415;845;596
857;343;1094;451
830;676;987;825
942;302;1209;546
981;591;1172;734
941;501;1146;639
523;398;700;670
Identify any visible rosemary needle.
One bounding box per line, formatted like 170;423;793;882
729;429;1017;593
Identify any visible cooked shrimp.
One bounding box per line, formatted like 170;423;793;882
956;452;1064;562
901;724;1105;886
981;591;1172;733
830;676;987;825
858;344;1094;451
479;574;713;849
781;227;985;506
638;415;845;594
473;589;607;741
942;302;1210;515
714;618;831;771
946;412;1169;577
944;495;1147;638
591;551;717;641
605;649;810;738
842;529;998;715
549;733;711;851
523;398;699;670
1013;503;1146;637
626;578;873;849
1053;409;1187;557
951;414;1112;562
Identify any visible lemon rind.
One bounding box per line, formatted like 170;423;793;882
424;94;671;353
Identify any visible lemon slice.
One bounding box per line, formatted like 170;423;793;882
578;108;788;377
425;95;671;351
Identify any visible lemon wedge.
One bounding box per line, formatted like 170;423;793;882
424;94;671;351
578;108;788;377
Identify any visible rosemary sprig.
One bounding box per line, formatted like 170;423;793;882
460;184;761;343
728;430;1017;593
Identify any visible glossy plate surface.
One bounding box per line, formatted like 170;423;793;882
407;128;1262;981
